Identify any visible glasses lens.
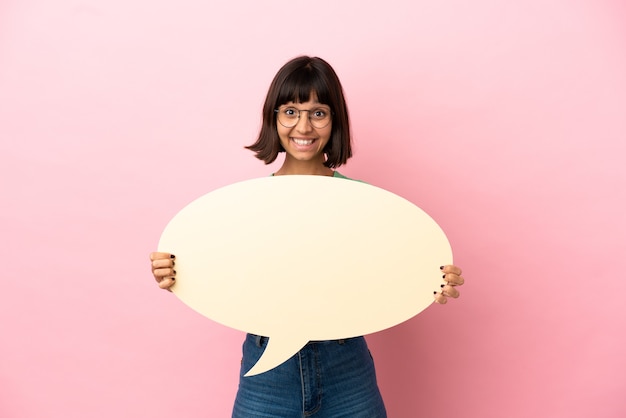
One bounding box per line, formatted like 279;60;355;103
310;109;331;128
277;107;298;128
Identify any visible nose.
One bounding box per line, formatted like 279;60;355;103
295;110;313;132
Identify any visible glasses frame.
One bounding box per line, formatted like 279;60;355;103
274;106;333;129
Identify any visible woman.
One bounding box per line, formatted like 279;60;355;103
150;56;464;417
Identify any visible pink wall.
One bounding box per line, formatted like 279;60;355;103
1;1;625;417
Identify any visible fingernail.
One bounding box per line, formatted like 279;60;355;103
440;266;444;270
433;291;438;294
173;270;177;274
170;254;176;258
442;274;446;279
440;284;445;288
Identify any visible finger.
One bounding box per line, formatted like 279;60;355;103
441;265;462;276
153;268;176;279
434;291;448;304
150;252;176;261
443;273;464;286
442;285;460;298
158;277;176;289
152;258;175;269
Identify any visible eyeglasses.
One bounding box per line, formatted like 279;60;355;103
274;106;333;129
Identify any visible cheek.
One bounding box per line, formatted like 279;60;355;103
320;127;332;143
276;126;289;141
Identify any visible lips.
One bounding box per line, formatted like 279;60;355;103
290;137;318;152
292;138;314;146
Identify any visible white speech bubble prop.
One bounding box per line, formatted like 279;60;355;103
158;175;452;376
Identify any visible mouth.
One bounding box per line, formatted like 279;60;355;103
291;138;315;146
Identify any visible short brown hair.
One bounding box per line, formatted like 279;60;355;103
246;56;352;168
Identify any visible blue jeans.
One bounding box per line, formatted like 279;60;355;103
232;334;387;417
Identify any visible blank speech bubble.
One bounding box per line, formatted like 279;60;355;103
158;175;452;376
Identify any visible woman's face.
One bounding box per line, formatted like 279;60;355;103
276;92;332;165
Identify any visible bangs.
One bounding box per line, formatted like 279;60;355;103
275;66;332;107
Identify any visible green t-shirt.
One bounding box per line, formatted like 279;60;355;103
271;171;351;179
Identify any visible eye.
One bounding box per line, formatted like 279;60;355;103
312;109;327;119
283;108;298;117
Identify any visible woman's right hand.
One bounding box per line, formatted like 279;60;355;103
149;252;176;291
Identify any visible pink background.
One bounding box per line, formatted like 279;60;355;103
1;1;625;417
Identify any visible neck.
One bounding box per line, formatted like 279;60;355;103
274;156;334;176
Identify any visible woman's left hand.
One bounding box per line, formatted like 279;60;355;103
434;265;464;304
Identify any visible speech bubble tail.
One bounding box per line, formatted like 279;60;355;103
243;337;308;377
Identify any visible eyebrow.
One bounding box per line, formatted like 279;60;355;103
282;103;331;109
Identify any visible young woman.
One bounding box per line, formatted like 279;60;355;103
150;56;464;417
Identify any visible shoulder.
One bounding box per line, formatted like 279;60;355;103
333;171;367;184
